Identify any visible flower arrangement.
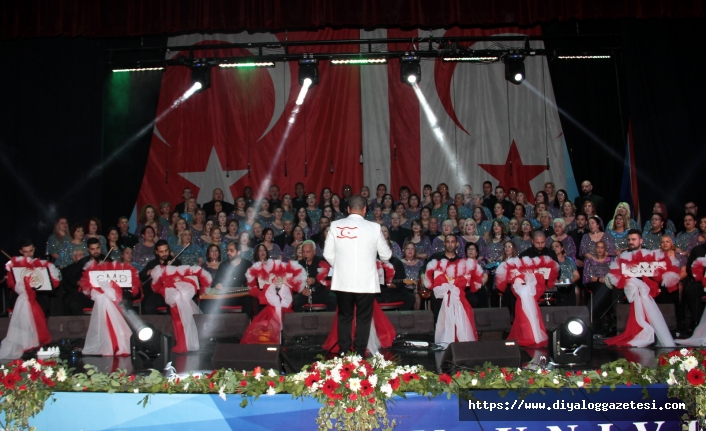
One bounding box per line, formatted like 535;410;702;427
1;350;706;430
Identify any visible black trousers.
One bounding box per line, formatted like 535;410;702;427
292;288;338;312
682;279;704;330
376;286;415;310
335;291;375;354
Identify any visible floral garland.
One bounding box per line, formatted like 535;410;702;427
2;350;706;430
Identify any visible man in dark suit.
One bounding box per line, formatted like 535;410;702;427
117;217;138;249
174;187;193;215
495;186;515;219
518;231;558;262
388;213;411;248
481;181;497;211
202;188;235;216
574;181;605;220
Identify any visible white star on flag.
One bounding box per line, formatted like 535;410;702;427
178;146;247;205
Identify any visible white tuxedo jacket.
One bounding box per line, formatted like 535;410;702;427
323;214;392;294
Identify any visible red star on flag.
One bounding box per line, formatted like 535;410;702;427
478;141;547;203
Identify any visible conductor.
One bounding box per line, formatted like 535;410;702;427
323;195;392;356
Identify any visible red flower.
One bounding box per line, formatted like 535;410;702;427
480;372;485;378
439;374;452;385
626;382;632;387
349;393;358;401
267;381;275;388
342;363;356;374
388;377;400;391
346;407;355;414
253;366;262;376
504;374;513;382
206;370;218;379
576;370;582;376
175;378;180;385
402;373;419;384
529;378;534;385
164;383;168;389
305;373;321;388
360;380;374;397
565;371;573;377
687;368;706;386
240;380;248;387
368;409;376;415
455;371;462;378
18;384;27;391
368;397;376;404
322;379;340;399
279;376;285;383
583;377;592;385
668;350;681;358
209;381;215;389
339;370;351;381
129;375;136;382
658;356;669;366
328;401;335;407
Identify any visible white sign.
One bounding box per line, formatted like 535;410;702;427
621;261;666;278
509;267;551;280
12;267;52;291
89;270;133;288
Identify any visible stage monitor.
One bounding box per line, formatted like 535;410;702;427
213;343;282;372
440;340;521;374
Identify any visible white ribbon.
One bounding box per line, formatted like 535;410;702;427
264;284;293;344
623;278;675;347
0;280;39;359
512;276;547;345
82;281;132;356
434;282;475;345
367;317;381;355
677;306;706;346
164;281;202;352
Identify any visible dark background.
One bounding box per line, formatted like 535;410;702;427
0;6;704;257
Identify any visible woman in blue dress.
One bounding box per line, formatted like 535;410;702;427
429;191;448;222
261;228;283;261
56;223;88;268
607;202;640;231
607;213;630;255
47;217;70;262
381;225;402;259
472;206;491;239
305;193;322;226
201;227;228;261
173;229;204;266
280;194;296;221
407;219;431;261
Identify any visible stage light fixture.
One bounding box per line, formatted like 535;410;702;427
548;317;592;365
298;58;319;87
219;61;275;68
122;308;173;371
557;55;611;60
190;58;212;92
112;67;165;73
442;57;498;62
504;53;525;85
331;58;387;65
400;55;421;86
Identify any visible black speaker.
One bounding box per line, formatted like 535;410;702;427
384;310;434;337
131;332;174;371
213;343;283;371
440;340;521;373
540;306;591;332
617;303;676;332
194;313;250;342
282;312;336;345
474;308;512;335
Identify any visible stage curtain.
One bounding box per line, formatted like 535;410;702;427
2;0;704;40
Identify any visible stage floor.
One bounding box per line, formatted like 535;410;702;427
72;339;675;377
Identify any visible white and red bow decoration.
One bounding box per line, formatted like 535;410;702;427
494;256;559;290
377;260;395;286
691;257;706;288
0;258;60;359
676;257;706;346
423;258;484;345
79;262;140;356
151;265;212;353
605;250;677;348
241;260;306;344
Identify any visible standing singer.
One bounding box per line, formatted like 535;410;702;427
323;195;392;356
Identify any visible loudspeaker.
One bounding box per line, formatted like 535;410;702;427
212;343;282;371
540;306;591;332
474;308;512;335
440;340;521;373
282;312;336;345
194;314;250;342
46;316;91;341
617;303;676;332
131;332;174;371
384;310;434;337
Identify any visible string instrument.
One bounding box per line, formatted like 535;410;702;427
100;247;115;264
168;243;190;265
388;278;416;287
0;249;12;260
199;287;250;300
417;279;432;299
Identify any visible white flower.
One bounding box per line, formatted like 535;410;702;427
680;348;690;356
43;368;54;378
553;378;560;385
33;363;42;372
22;359;36;368
516;368;522;375
358;366;367;376
667;369;677;385
576;381;584;388
2;369;7;376
309;382;320;392
219;385;227;401
669;356;680;365
421;375;427;380
266;387;276;396
355;406;361;412
183;383;190;392
390;372;398;379
380;383;393;398
133;389;139;394
268;369;277;378
536;369;543;375
368;374;378;388
254;372;262;381
601;371;608;378
348;378;361;392
615;367;623;375
471;379;478;386
680;356;699;372
76;383;81;387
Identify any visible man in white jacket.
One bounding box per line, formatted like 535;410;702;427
324;195;392;355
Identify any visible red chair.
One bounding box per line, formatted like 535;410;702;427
378;301;405;311
82;308;93;315
302;303;328;312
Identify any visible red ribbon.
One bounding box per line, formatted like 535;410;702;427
23;275;51;346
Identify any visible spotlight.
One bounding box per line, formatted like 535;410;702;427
548;317;592;365
296;78;312;105
504;53;525;85
190;58;212;92
123;308;174;371
400;55;421;86
298;58;319;87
